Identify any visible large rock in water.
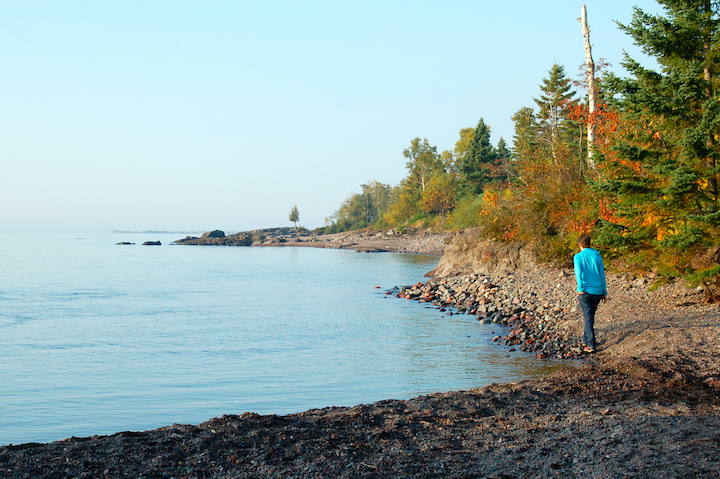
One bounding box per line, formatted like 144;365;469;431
174;232;252;246
425;228;536;278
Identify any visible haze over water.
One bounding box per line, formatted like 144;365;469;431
0;232;559;445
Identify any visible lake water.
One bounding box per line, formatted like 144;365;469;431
0;232;561;446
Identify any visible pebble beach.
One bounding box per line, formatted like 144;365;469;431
2;230;719;478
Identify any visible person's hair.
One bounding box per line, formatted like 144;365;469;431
578;234;591;248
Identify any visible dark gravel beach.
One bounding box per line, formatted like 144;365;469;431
2;232;719;478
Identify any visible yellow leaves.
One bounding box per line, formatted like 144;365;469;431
639;211;687;243
482;189;499;207
420;174;457;216
641;213;657;227
641;211;667;240
384;187;416;225
658;220;686;243
478;189;500;217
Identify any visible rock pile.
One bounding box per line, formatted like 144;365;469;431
394;271;588;359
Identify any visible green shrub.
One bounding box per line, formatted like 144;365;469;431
446;194;484;230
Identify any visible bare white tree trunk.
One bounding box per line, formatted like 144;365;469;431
581;4;596;169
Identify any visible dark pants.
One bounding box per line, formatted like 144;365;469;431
578;293;603;349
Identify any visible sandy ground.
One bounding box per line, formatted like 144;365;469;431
2;232;719;478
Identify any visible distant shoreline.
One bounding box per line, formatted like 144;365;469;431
114;230;209;235
172;228;450;256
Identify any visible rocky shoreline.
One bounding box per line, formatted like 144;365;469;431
173;228;450;256
256;229;450;256
2;231;720;477
395;271;588;360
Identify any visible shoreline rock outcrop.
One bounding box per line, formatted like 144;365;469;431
174;231;252;246
425;228;536;277
173;228;449;255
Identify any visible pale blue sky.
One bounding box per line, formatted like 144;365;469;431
0;1;661;232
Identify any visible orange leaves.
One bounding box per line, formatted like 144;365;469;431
482;189;499;207
618;159;643;174
566;99;621;145
641;212;658;227
598;199;620;224
503;227;519;241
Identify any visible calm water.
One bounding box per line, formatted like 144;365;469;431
0;232;560;445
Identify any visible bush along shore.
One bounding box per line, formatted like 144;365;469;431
394;271;587;359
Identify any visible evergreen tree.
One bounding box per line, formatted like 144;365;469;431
510;107;540;182
460;118;497;194
596;0;720;266
495;137;512;183
533;64;578;162
511;108;538;155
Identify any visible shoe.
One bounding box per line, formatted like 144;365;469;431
583;346;596;353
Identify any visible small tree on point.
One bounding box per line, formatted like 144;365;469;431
289;205;299;229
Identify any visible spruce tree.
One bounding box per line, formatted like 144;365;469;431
496;137;512;183
511;107;540;166
533;64;578;163
596;0;720;266
460;118;497;194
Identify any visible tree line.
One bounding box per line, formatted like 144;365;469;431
323;0;720;282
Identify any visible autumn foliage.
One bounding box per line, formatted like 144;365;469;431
325;0;719;282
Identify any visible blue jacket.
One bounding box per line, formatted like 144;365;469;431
574;248;607;296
